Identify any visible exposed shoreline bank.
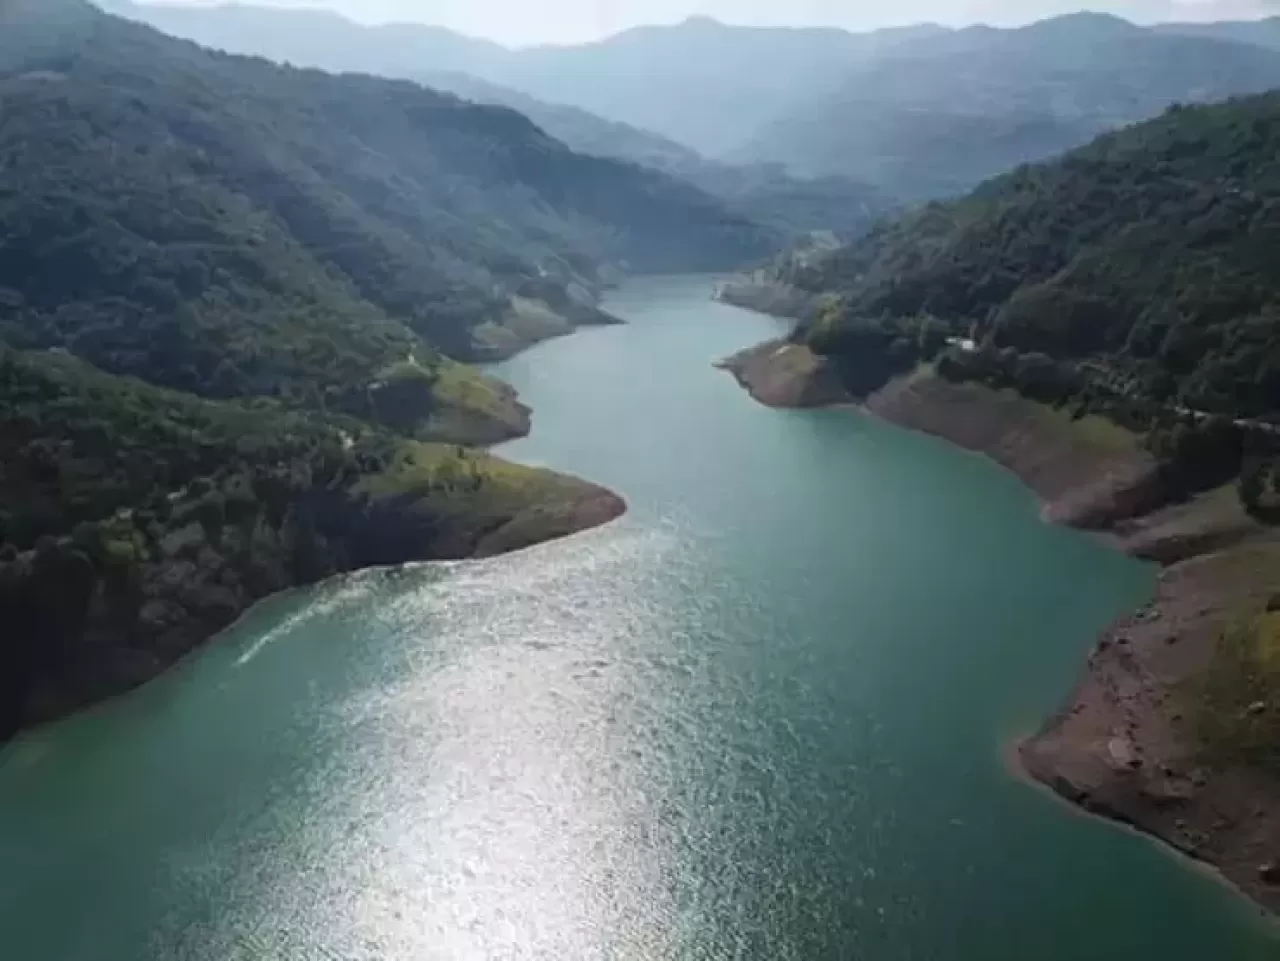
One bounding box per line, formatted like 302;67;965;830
1000;738;1276;926
6;471;625;742
718;329;1280;916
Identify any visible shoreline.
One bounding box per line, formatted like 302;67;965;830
4;292;636;744
2;495;627;751
1001;737;1277;928
5;444;627;744
715;323;1280;917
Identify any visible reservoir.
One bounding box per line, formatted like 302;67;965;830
0;276;1272;959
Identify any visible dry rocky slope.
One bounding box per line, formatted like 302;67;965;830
720;342;1280;914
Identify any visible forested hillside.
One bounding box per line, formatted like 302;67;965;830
0;341;623;734
736;13;1280;199
773;91;1280;434
0;0;776;419
495;17;946;158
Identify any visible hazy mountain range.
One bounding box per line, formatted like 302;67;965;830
97;0;901;234
736;12;1280;196
103;2;1280;203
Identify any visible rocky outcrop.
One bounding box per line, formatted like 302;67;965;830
716;339;854;409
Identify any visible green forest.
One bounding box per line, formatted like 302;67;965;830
0;0;776;415
768;91;1280;506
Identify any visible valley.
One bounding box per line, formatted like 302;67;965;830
2;0;1280;952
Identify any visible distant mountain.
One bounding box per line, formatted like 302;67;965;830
105;1;710;174
110;3;1280;211
491;17;947;157
397;71;898;236
108;1;899;235
1155;17;1280;52
103;0;510;75
734;13;1280;199
417;70;706;178
108;2;944;158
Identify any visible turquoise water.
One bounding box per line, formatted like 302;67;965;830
0;276;1273;959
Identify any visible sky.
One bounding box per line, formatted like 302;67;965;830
146;0;1280;45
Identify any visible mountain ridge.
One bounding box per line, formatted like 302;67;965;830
104;0;899;235
104;0;945;156
735;13;1280;197
0;0;777;424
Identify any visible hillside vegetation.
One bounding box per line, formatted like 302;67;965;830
738;91;1280;518
0;344;621;734
0;0;776;428
412;70;899;237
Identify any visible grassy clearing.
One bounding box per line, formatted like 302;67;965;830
430;360;517;423
354;442;582;515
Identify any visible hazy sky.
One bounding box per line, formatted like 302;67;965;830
148;0;1279;45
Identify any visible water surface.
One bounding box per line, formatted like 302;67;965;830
0;275;1273;959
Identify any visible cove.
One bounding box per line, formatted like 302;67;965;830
0;276;1273;959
